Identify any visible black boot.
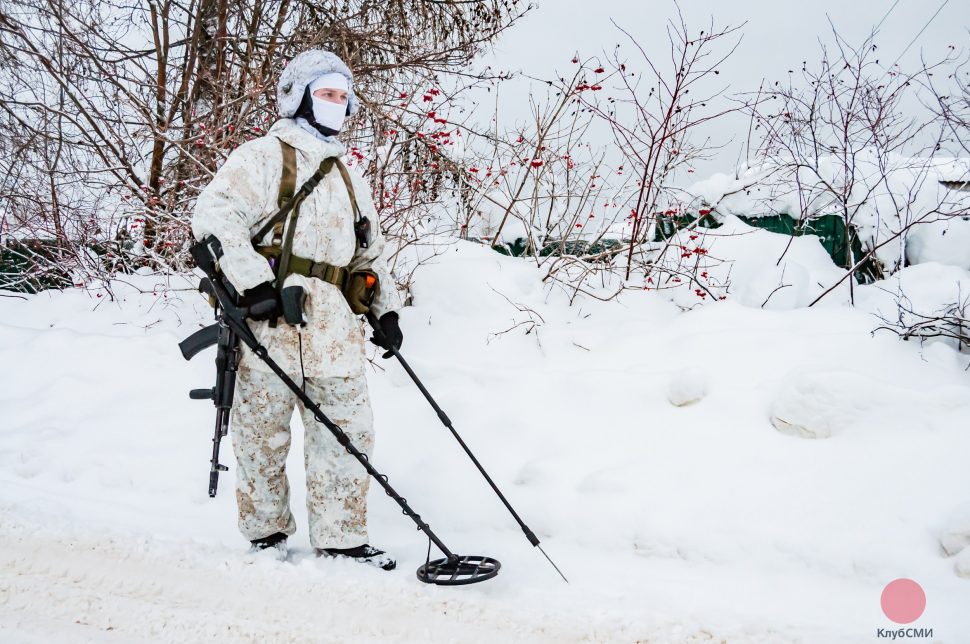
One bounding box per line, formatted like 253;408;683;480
316;544;396;570
250;532;288;560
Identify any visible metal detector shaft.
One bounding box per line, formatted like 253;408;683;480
367;312;568;583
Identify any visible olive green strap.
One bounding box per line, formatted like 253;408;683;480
251;141;325;246
278;141;297;208
276;157;336;289
286;255;348;288
333;158;362;223
272;141;297;245
251;155;330;247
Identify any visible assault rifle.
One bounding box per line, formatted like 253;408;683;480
178;289;234;497
178;239;275;497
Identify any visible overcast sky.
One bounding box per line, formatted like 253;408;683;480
477;0;967;175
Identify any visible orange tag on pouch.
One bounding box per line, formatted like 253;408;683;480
342;271;379;314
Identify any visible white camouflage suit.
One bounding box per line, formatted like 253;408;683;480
191;54;400;549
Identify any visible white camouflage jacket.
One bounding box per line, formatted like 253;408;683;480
192;118;401;379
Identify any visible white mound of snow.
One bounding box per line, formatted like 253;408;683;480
657;215;849;309
667;367;709;407
906;216;970;270
769;370;873;439
769;366;970;439
857;262;970;353
941;510;970;557
956;548;970;579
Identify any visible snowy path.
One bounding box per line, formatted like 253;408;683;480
0;515;790;644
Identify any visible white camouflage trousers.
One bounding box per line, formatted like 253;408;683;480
230;366;374;549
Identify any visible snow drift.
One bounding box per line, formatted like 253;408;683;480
2;241;970;642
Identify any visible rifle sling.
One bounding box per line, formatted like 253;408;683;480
275;157;336;289
250;146;334;247
332;157;362;223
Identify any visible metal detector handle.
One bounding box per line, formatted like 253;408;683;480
366;311;389;352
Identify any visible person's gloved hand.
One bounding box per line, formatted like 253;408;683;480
239;281;281;321
369;311;403;358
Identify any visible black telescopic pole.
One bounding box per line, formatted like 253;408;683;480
367;313;568;583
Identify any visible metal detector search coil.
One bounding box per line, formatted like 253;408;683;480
417;556;501;586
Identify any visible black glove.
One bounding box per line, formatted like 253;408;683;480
369;311;403;358
239;281;281;322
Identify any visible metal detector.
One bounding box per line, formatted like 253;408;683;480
185;237;502;585
366;313;568;584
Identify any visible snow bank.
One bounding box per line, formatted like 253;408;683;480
654;215;849;309
769;367;969;439
857;262;970;353
3;242;970;641
685;154;970;272
906;216;970;270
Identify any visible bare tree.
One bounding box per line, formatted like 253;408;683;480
0;0;530;292
928;49;970;157
873;284;970;353
527;9;745;303
582;12;743;282
746;25;965;305
405;8;746;306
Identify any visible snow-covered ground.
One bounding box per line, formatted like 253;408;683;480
3;239;970;643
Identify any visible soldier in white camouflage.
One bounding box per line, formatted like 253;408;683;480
191;49;402;569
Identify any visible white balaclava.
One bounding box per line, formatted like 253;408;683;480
307;72;349;132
